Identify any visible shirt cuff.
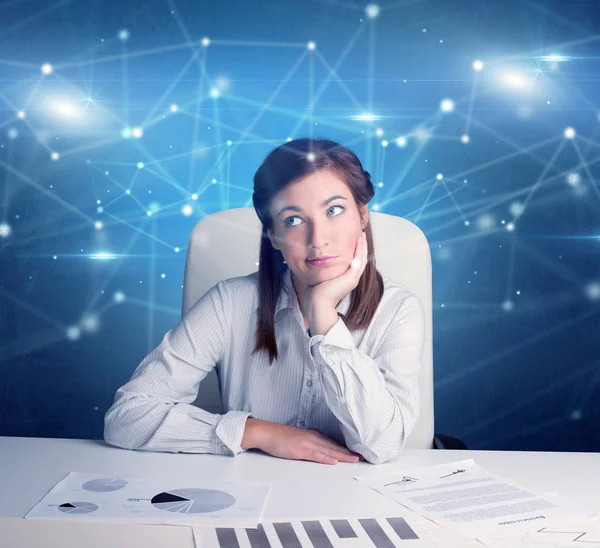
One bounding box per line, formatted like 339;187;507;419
214;410;254;456
309;315;355;360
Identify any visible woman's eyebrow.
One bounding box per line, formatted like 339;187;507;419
277;195;347;216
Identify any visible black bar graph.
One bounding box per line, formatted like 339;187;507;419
330;519;357;539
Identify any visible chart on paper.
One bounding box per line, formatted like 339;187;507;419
193;514;466;547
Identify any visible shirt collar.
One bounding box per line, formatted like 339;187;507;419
274;266;352;322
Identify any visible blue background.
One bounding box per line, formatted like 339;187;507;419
1;0;599;451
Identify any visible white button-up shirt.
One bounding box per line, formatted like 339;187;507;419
104;267;425;464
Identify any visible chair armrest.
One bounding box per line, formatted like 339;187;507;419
433;433;469;450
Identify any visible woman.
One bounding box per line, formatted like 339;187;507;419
104;138;425;465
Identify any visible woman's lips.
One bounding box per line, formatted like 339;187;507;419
307;256;337;266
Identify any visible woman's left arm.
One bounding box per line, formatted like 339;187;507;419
308;294;426;465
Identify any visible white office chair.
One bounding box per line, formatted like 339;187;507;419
182;207;464;450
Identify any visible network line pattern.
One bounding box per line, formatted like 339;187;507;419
0;0;599;450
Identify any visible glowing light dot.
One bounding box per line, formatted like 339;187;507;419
436;173;443;180
97;206;104;213
286;137;293;142
567;173;581;186
191;193;198;200
114;291;126;303
586;282;600;300
440;98;455;112
564;127;575;139
51;151;60;161
464;220;470;226
378;182;384;188
210;88;220;98
473;59;484;71
161;273;166;279
395;136;407;147
137;162;144;169
66;326;81;340
461;134;470;144
182;204;193;216
0;223;11;238
381;140;388;147
132;127;143;139
174;247;181;253
147;211;152;216
41;63;53;75
94;221;103;230
375;128;384;137
81;314;99;332
121;127;132;139
307;41;316;50
372;203;380;211
8;128;18;139
365;3;380;18
17;111;25;119
211;178;217;184
307;152;315;162
201;37;210;46
510;202;525;217
506;222;515;231
126;190;131;195
118;29;130;41
169;104;178;112
502;300;514;312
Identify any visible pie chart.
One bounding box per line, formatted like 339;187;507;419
151;488;236;513
58;502;98;514
83;478;128;492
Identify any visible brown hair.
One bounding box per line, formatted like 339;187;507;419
251;137;384;364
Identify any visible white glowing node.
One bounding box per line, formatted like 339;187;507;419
440;98;455;112
91;252;116;260
381;140;388;147
564;127;576;139
121;127;132;138
149;202;160;213
202;37;210;46
132;127;143;139
372;203;380;211
51;152;60;161
365;3;380;18
473;59;484;71
436;173;443;180
174;247;181;253
66;326;81;340
81;314;99;332
210;88;220;98
307;152;315;162
586;283;600;300
502;300;514;312
191;193;198;200
169;103;178;112
307;41;316;50
161;273;166;278
182;204;193;216
114;291;126;303
506;222;515;232
414;127;431;141
355;113;378;121
137;162;144;169
567;172;581;186
8;128;18;139
118;28;130;41
41;63;53;75
0;223;11;238
461;134;470;143
378;182;384;187
94;221;103;230
510;202;525;217
477;214;495;231
227;140;232;146
286;137;293;142
375;128;384;137
17;111;25;119
55;101;78;117
395;136;407;147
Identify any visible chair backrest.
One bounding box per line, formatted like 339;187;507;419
182;207;434;449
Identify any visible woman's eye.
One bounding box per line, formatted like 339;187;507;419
284;205;344;228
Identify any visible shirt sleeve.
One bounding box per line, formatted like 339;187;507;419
308;293;425;465
103;280;253;456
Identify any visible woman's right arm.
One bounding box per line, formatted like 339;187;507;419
103;280;252;456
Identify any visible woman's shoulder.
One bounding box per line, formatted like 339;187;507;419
380;274;424;313
217;270;260;303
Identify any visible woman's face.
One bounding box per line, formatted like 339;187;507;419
267;169;368;289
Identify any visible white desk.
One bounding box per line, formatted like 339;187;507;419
1;436;599;547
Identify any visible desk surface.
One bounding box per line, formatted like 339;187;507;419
1;436;599;547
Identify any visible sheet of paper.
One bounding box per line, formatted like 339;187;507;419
192;513;479;548
355;459;592;541
478;516;600;548
25;471;272;528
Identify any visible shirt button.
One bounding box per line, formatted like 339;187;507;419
221;445;227;452
325;349;332;355
299;420;305;427
306;380;313;388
